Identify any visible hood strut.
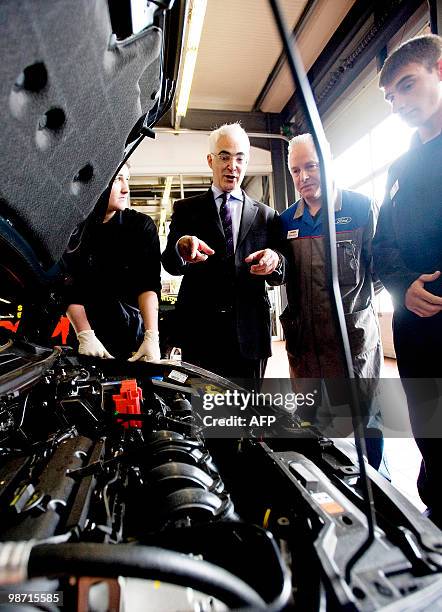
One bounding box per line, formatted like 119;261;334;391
268;0;377;586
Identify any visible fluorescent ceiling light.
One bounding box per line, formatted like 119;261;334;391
176;0;207;117
161;176;173;206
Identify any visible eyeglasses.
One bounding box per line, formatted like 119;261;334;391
211;152;248;164
291;162;320;177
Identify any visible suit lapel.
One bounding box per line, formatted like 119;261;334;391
237;192;257;250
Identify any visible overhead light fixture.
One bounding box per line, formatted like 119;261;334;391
175;0;207;118
161;175;173;206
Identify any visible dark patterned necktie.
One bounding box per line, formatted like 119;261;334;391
219;192;234;256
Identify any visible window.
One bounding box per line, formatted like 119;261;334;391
333;114;414;200
333;114;414;313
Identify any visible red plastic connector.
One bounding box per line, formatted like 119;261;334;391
112;379;143;428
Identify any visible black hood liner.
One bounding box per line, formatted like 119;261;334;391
65;183;113;259
0;0;165;268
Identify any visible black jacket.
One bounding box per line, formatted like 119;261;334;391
67;208;161;358
373;133;442;308
162;189;283;360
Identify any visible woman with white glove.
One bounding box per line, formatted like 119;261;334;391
66;163;161;361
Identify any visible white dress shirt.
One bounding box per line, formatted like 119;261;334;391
175;185;244;260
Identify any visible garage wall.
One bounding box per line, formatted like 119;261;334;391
323;4;428;157
129;131;272;177
323;60;390;158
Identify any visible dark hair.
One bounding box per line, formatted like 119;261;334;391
379;34;442;88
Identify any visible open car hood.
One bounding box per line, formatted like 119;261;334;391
0;0;185;278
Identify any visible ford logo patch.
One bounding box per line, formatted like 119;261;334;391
336;216;351;224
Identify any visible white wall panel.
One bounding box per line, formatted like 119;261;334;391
129;131;272;176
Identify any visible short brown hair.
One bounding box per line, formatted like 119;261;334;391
379;34;442;88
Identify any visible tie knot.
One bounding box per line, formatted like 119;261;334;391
221;191;229;205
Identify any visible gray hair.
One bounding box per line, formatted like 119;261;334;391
208;122;250;154
287;133;331;167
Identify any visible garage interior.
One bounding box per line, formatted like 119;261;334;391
124;0;440;512
0;0;438;515
1;1;441;609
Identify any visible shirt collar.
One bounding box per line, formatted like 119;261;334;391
411;128;442;149
293;188;342;219
211;184;243;202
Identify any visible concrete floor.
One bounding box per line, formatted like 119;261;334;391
267;341;425;511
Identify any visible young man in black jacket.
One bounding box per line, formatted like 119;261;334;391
373;34;442;526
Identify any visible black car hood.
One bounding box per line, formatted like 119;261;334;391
0;0;183;273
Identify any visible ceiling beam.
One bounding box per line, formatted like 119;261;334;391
281;0;424;126
157;108;281;134
301;0;375;96
252;0;319;112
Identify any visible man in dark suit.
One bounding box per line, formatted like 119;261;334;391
162;123;283;382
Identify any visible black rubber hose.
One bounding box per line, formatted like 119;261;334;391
28;543;267;610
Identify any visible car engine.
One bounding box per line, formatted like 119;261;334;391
1;334;442;611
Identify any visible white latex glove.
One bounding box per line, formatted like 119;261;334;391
76;329;114;359
128;329;161;362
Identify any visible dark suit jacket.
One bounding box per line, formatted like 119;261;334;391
162;189;283;359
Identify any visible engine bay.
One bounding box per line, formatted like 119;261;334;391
1;335;442;611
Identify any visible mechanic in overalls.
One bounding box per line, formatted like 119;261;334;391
278;134;385;471
66;163;161;361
